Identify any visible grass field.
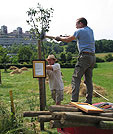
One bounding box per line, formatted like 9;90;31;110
0;62;113;133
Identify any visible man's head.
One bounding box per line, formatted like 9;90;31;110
46;54;57;65
76;17;87;29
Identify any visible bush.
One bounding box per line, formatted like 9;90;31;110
61;63;75;68
96;57;105;62
0;102;33;134
71;58;77;64
104;54;113;62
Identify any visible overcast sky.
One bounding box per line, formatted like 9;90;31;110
0;0;113;40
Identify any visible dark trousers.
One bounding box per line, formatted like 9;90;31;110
71;53;96;104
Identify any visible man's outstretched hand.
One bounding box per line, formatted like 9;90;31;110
55;36;61;41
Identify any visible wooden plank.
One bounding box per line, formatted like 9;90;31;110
70;102;103;113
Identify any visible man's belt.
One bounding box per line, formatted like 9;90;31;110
80;51;95;56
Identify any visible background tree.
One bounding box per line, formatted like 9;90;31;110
95;40;103;53
95;39;113;53
18;46;33;64
0;46;9;72
60;52;66;63
65;41;77;54
104;54;113;62
66;52;72;63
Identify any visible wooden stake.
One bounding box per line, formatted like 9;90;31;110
9;90;15;115
93;90;109;101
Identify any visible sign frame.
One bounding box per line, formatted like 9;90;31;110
32;60;46;78
70;102;103;113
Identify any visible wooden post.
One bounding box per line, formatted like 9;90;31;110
9;90;15;115
38;39;46;110
38;39;46;130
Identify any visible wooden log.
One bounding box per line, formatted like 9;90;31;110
52;111;83;119
23;111;51;117
38;115;53;122
102;109;113;113
99;121;113;129
50;120;96;128
60;113;113;124
52;112;66;119
50;120;63;128
49;105;79;112
52;111;113;118
99;113;113;118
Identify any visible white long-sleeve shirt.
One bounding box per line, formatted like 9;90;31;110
47;63;64;90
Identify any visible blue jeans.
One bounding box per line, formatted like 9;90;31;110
71;53;96;104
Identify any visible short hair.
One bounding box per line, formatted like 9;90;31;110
77;17;87;26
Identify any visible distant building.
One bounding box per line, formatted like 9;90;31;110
0;25;37;46
1;25;8;35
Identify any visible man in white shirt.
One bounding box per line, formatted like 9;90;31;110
46;54;64;105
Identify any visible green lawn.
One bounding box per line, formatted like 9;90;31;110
0;62;113;133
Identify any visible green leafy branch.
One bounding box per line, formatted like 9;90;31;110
26;3;54;40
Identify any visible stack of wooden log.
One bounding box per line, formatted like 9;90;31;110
23;104;113;130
